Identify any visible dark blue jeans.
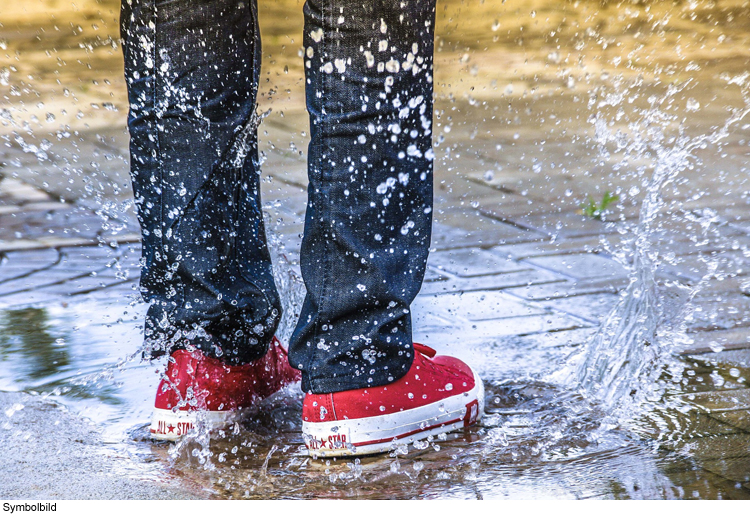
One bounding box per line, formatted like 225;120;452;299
121;0;436;393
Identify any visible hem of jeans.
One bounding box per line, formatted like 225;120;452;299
141;330;271;366
303;355;415;395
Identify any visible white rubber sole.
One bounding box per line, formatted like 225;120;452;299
302;371;485;458
150;408;234;441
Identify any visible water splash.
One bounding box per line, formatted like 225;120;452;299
570;75;750;411
267;230;306;348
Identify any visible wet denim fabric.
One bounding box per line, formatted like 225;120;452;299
121;0;437;393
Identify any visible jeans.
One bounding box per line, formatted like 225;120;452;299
121;0;436;393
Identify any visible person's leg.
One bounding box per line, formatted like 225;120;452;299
293;0;484;458
121;0;280;364
122;0;300;441
289;0;437;393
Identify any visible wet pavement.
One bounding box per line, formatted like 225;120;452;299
2;0;750;499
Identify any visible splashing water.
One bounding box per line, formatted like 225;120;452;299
570;74;750;412
268;234;306;348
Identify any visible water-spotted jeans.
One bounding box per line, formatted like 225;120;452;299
120;0;436;393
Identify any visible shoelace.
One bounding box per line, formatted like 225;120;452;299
414;343;437;358
413;343;465;380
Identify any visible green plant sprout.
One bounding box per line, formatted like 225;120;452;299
581;191;619;220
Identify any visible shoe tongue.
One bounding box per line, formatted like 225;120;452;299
414;343;436;358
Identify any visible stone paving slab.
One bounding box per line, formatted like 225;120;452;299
19;202;72;213
0;241;142;308
501;326;596;351
51;258;116;274
728;220;750;234
0;271;94;295
699;458;750;484
1;247;60;263
463;170;530;194
680;328;750;355
412;291;547;322
3;131;131;207
674;433;750;462
686;294;750;333
430;218;542;250
683;388;750;413
465;313;588;339
0;234;140;253
488;234;626;260
503;277;628;301
40;276;134;296
427;247;532;277
639;409;742;441
658;251;749;283
539;292;620;324
521;253;629;281
646;404;750;492
0;205;22;215
479;207;627;238
0;249;60;280
422;268;450;283
81;283;141;306
0;209;101;239
419;268;562;295
0;177;53;204
702;276;750;296
687;349;750;372
660;464;750;499
0;289;69;307
713;410;750;434
416;313;588;351
263;160;309;190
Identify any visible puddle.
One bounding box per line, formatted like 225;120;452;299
1;294;748;498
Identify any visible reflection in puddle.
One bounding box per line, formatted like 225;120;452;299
0;307;71;383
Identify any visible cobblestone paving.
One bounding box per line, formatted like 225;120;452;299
2;164;750;491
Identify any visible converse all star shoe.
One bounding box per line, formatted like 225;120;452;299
302;343;484;457
150;337;300;441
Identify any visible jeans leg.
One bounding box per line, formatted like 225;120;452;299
121;0;280;364
289;0;437;392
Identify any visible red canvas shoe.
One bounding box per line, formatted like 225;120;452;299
150;337;300;440
302;343;484;457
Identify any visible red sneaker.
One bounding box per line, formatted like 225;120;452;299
302;344;484;457
150;337;301;440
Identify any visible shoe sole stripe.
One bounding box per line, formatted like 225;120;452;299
351;415;464;447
